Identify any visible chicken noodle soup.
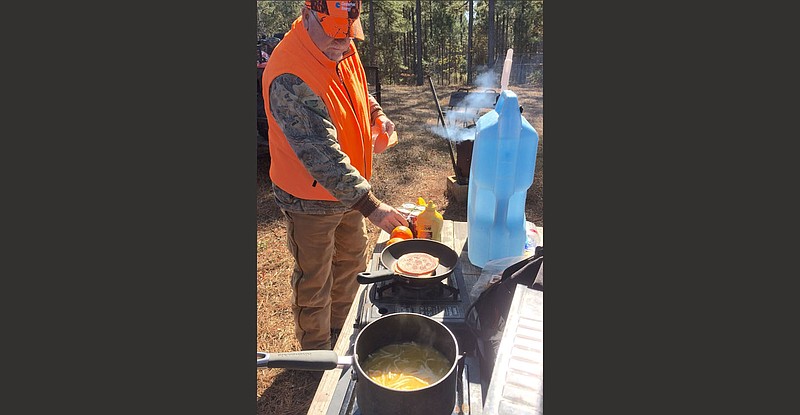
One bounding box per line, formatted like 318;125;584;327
361;341;451;390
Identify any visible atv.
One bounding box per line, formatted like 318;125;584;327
256;35;282;161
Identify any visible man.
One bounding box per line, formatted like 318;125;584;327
262;0;408;351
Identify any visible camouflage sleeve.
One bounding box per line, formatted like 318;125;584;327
368;93;385;124
269;73;371;208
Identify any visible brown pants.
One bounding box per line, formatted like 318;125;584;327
283;209;368;350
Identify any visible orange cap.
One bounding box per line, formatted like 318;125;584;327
305;0;364;40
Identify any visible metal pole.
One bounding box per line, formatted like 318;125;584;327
427;76;463;184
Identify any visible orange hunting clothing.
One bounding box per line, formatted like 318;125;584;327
263;16;381;216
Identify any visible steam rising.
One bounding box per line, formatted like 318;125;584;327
474;71;497;90
429;68;500;143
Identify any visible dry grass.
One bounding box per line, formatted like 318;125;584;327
256;83;543;414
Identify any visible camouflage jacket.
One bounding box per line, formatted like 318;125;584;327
269;73;384;215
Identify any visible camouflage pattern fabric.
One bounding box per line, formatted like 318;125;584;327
269;73;373;215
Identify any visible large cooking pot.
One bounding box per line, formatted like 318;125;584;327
257;313;460;415
356;238;460;288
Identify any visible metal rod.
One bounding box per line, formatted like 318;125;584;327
427;75;463;184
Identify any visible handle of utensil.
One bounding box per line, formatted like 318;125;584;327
356;268;397;284
257;350;346;370
257;352;269;367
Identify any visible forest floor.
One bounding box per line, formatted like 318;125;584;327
256;82;543;415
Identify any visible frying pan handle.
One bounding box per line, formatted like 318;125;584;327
257;350;347;370
357;268;397;284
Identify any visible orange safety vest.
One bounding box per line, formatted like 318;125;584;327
263;16;372;201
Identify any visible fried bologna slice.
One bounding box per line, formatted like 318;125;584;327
395;252;440;276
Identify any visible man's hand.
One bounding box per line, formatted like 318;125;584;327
374;114;395;137
366;202;409;234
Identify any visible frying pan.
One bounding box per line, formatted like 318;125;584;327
356;238;459;288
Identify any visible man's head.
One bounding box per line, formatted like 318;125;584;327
305;1;364;40
302;1;363;61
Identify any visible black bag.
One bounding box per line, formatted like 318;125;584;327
465;246;543;382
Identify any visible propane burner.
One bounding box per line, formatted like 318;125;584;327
356;259;470;338
374;277;460;302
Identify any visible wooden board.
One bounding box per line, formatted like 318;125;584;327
446;175;469;203
306;283;366;415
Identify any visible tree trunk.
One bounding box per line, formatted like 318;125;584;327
415;0;423;85
428;0;433;41
502;11;508;61
404;3;410;70
488;0;495;68
442;41;446;85
403;32;408;68
447;37;452;85
438;42;442;85
368;0;376;66
467;0;473;85
513;15;523;84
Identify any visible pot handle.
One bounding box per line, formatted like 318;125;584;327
257;352;269;367
356;268;397;284
257;350;351;370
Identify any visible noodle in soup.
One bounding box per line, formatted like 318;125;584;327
361;341;451;390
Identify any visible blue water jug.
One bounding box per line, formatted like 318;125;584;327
467;89;539;268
